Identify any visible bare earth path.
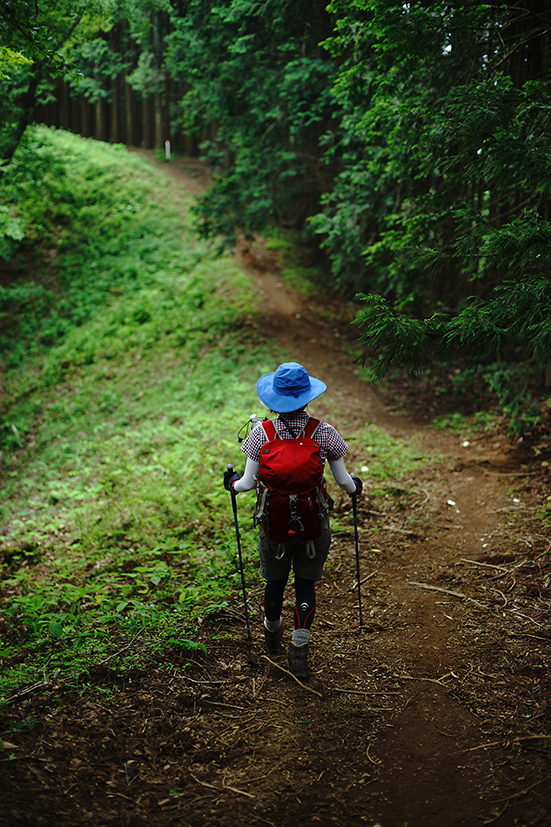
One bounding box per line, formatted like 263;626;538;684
2;154;550;827
230;236;551;827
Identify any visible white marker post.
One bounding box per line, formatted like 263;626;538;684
165;140;171;161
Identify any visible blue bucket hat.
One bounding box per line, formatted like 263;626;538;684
256;362;326;413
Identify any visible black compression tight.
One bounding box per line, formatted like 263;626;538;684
264;576;316;630
263;578;286;623
294;576;316;629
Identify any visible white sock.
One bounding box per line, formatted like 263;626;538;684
291;629;310;646
264;617;282;632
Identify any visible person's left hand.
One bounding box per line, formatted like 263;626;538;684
350;473;363;496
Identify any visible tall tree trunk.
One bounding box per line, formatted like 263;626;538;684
141;97;152;148
153;13;163;148
154;92;162;148
58;78;67;129
111;75;120;143
124;78;133;144
95;98;104;141
81;100;90;137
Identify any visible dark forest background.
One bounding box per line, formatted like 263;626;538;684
2;0;551;432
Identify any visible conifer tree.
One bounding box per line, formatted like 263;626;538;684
316;1;551;423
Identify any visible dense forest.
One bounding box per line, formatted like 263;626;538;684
2;1;551;431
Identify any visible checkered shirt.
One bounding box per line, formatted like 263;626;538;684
240;412;348;464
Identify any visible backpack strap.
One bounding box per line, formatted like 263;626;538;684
303;417;321;439
261;419;278;441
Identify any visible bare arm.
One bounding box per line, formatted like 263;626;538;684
328;457;357;494
232;458;259;493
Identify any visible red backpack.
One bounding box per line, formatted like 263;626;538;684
254;417;331;543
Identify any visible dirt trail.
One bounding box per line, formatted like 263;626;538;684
2;153;550;827
231;237;551;827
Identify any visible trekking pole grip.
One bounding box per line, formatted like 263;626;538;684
226;463;237;499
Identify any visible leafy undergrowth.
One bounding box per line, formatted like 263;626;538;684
373;358;551;449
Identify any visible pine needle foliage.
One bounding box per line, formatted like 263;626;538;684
165;0;338;243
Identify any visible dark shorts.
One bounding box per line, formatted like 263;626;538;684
258;518;332;581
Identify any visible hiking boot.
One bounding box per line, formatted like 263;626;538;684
264;620;284;657
288;641;310;679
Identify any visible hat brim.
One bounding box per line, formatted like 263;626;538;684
256;372;326;413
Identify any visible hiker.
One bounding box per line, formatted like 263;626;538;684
223;361;362;679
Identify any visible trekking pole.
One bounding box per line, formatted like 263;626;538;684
351;491;364;626
227;464;252;641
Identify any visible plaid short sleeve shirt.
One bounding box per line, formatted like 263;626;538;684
240;412;348;464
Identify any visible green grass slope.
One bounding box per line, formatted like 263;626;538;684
0;128;273;698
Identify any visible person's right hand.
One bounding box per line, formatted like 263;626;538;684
224;468;240;492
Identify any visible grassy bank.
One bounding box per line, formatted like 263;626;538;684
0;128;275;699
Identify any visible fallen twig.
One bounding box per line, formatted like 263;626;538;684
201;700;249;711
332;687;401;697
96;632;144;667
393;672;455;687
491;505;537;513
190;773;254;799
460;558;509;573
407;581;487;609
261;655;323;697
412;488;431;507
383;525;416;535
350;570;377;591
506;609;547;628
366;742;382;765
489;776;551;805
7;680;51;701
252;671;268;699
507;631;551;642
491;587;508;608
464;735;551;753
222;782;255;798
483;801;509;824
